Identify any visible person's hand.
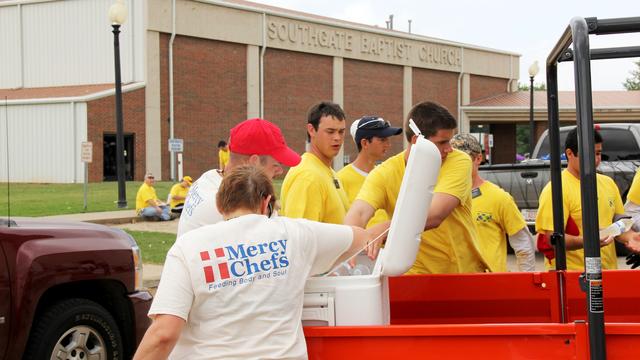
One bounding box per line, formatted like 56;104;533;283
626;253;640;269
155;206;162;215
622;231;640;253
364;221;390;260
599;235;614;247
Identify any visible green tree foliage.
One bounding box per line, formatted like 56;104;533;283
518;82;547;91
623;60;640;91
516;124;531;157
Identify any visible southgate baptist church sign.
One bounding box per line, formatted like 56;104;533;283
266;17;462;72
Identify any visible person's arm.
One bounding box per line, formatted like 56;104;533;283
615;230;640;253
331;221;390;266
624;201;640;231
508;228;536;272
424;193;460;230
133;314;185;360
344;199;376;228
542;230;613;250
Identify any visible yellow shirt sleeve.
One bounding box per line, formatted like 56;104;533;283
356;166;388;213
498;190;527;236
627;169;640;204
434;150;471;201
169;184;180;197
281;177;326;221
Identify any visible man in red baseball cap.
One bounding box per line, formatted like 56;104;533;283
178;118;300;237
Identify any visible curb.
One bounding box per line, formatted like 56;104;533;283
86;216;141;225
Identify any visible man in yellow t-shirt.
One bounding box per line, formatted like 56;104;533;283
451;134;535;272
281;101;350;224
337;116;402;227
136;172;171;221
168;176;192;214
536;128;640;270
345;101;490;274
218;140;230;170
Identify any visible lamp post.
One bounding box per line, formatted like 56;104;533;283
109;0;128;208
528;60;540;157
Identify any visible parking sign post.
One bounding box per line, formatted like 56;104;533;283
81;142;93;211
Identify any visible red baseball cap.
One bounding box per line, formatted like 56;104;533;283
229;118;301;167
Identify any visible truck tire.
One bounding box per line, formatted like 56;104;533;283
23;298;123;360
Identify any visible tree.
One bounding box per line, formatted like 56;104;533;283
623;60;640;90
518;82;547;91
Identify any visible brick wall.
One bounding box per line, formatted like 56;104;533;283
343;59;404;162
86;88;146;182
470;74;508;102
412;68;459;127
263;48;333;157
160;34;247;180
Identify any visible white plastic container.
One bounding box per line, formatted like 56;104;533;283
303;134;441;326
599;218;634;238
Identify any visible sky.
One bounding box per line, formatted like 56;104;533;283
254;0;639;91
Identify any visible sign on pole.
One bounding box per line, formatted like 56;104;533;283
169;138;184;153
81;142;93;163
80;142;92;211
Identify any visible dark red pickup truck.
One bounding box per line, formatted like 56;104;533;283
0;218;152;359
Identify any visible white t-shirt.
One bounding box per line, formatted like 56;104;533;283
149;214;353;360
177;169;223;237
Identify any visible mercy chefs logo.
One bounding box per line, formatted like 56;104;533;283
200;239;289;290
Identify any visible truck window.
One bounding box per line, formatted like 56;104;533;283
536;131;569;160
537;128;640;161
599;128;640;160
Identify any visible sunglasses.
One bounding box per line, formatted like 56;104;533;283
358;117;389;130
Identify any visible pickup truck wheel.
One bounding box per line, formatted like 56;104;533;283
23;298;123;360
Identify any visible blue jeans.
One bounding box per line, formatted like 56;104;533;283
140;205;171;221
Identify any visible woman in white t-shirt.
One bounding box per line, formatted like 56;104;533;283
134;166;387;360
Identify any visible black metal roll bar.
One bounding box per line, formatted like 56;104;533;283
546;16;640;360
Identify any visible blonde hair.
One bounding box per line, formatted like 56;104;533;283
216;165;276;215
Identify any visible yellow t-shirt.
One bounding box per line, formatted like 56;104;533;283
472;181;527;272
535;170;623;270
627;169;640;204
218;149;230;169
136;183;158;213
169;183;189;209
281;152;350;224
336;163;389;227
357;149;490;274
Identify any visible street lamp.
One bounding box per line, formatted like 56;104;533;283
109;0;128;208
528;60;539;157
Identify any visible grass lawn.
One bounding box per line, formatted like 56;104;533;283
0;181;174;217
0;179;284;217
125;230;176;264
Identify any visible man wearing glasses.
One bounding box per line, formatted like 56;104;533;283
337;116;402;227
344;101;491;274
281;101;350;224
177;118;300;237
136;172;171;221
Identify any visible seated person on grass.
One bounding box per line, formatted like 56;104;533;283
168;176;192;214
136;172;171;221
